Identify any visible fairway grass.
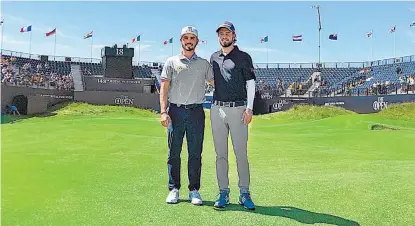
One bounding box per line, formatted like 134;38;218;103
2;102;415;226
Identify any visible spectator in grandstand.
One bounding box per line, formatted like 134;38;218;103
210;21;256;210
1;55;73;90
275;77;284;95
160;26;214;206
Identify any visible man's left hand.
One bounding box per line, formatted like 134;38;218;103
242;108;253;125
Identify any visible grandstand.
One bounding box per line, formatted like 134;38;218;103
1;52;73;91
1;49;415;97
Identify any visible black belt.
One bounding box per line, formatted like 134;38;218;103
213;100;247;107
170;103;202;109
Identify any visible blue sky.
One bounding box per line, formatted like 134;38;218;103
1;1;415;65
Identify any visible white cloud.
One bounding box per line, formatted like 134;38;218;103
410;8;415;13
241;47;279;53
3;35;29;45
142;40;156;44
92;44;106;49
134;44;152;51
3;14;31;26
406;30;415;42
55;29;70;38
3;14;78;40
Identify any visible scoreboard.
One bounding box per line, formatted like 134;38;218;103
101;46;134;58
101;45;134;79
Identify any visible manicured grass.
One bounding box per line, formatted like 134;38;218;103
2;102;414;226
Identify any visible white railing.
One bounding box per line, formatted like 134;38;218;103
2;48;414;69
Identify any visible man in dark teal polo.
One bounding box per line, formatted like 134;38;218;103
159;26;214;206
210;21;256;210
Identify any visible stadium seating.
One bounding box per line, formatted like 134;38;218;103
254;67;314;90
350;61;415;95
1;54;73;90
133;65;153;78
2;51;415;95
79;62;103;76
2;55;71;75
320;68;359;87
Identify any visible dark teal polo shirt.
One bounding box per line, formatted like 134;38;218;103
210;46;256;102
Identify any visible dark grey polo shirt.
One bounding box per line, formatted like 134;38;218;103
161;53;214;105
210;45;256;102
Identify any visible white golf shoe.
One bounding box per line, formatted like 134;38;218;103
166;188;179;204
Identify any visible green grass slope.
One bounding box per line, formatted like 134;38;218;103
2;102;414;226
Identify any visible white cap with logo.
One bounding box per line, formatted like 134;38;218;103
181;26;198;37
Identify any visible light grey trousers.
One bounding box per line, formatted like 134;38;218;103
210;104;250;193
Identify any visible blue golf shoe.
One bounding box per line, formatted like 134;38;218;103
214;190;230;208
238;192;255;210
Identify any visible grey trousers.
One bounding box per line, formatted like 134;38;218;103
210;104;250;193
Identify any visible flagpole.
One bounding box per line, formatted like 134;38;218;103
138;39;141;65
1;19;4;55
313;5;322;64
171;42;173;56
266;38;268;68
371;31;374;62
393;31;396;58
29;31;32;58
91;35;93;62
54;31;56;60
301;39;303;63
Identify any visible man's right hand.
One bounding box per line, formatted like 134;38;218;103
160;112;171;127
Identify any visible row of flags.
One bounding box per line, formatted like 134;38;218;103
161;37;206;45
259;24;401;43
9;23;89;40
20;25;56;37
4;21;412;45
14;24;206;46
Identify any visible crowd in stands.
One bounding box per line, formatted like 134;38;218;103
399;74;415;93
315;75;367;97
367;81;397;95
256;78;286;97
2;53;414;96
289;79;312;96
1;55;74;91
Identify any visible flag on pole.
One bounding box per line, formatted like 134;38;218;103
132;34;141;43
20;25;32;32
46;28;56;37
329;33;337;40
389;25;396;33
292;35;302;41
163;37;173;45
410;22;415;27
260;36;268;43
83;31;93;39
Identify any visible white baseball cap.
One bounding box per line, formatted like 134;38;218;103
181;26;198;37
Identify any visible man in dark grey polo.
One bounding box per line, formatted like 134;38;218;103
210;21;256;210
159;26;214;206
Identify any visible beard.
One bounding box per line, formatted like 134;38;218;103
182;43;196;51
220;40;233;47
